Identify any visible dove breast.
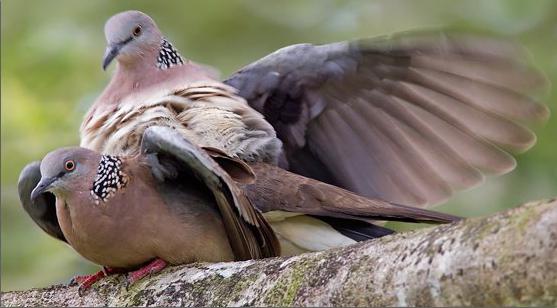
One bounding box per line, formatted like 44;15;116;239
80;81;282;163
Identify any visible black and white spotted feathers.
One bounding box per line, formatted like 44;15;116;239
156;38;184;70
91;155;128;204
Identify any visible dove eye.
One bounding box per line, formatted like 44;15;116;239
64;160;76;172
132;25;142;37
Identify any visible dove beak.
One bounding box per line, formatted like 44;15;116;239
103;37;134;70
103;37;133;71
31;177;57;201
102;45;120;71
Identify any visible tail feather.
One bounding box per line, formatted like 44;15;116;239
316;216;395;241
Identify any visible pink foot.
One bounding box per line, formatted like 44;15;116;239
70;267;124;296
126;258;168;287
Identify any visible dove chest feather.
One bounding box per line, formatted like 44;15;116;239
80;83;282;163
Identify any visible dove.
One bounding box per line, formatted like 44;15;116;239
22;126;458;293
82;11;281;164
81;10;549;208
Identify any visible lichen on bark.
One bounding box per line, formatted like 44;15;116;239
2;198;556;307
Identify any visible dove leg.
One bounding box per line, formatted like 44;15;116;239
126;258;168;285
72;267;124;295
71;266;123;285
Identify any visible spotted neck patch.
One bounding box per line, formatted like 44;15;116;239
91;155;128;204
156;38;184;70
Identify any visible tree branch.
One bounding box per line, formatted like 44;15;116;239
2;198;556;307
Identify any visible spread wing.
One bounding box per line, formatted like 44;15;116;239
18;161;66;242
225;30;549;207
140;126;280;260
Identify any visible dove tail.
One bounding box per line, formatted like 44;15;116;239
316;216;395;241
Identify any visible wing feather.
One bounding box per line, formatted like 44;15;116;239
18;161;66;242
226;30;549;207
141;126;280;259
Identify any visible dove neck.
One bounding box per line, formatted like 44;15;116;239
156;38;185;70
108;50;176;95
115;46;160;75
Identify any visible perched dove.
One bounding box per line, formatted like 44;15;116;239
22;126;458;292
81;10;549;208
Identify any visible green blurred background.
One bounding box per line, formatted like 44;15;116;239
1;0;556;291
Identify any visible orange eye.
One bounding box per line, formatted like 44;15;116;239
133;25;142;37
64;160;76;171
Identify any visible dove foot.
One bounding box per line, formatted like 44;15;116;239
69;267;123;296
125;258;168;288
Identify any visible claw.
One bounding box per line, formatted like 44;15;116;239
68;277;78;286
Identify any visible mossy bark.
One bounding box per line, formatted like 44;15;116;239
2;198;556;307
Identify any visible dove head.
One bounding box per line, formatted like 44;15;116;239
31;147;101;200
102;10;163;70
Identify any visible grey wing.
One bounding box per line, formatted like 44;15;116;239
18;161;66;242
225;30;549;208
140;126;280;260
